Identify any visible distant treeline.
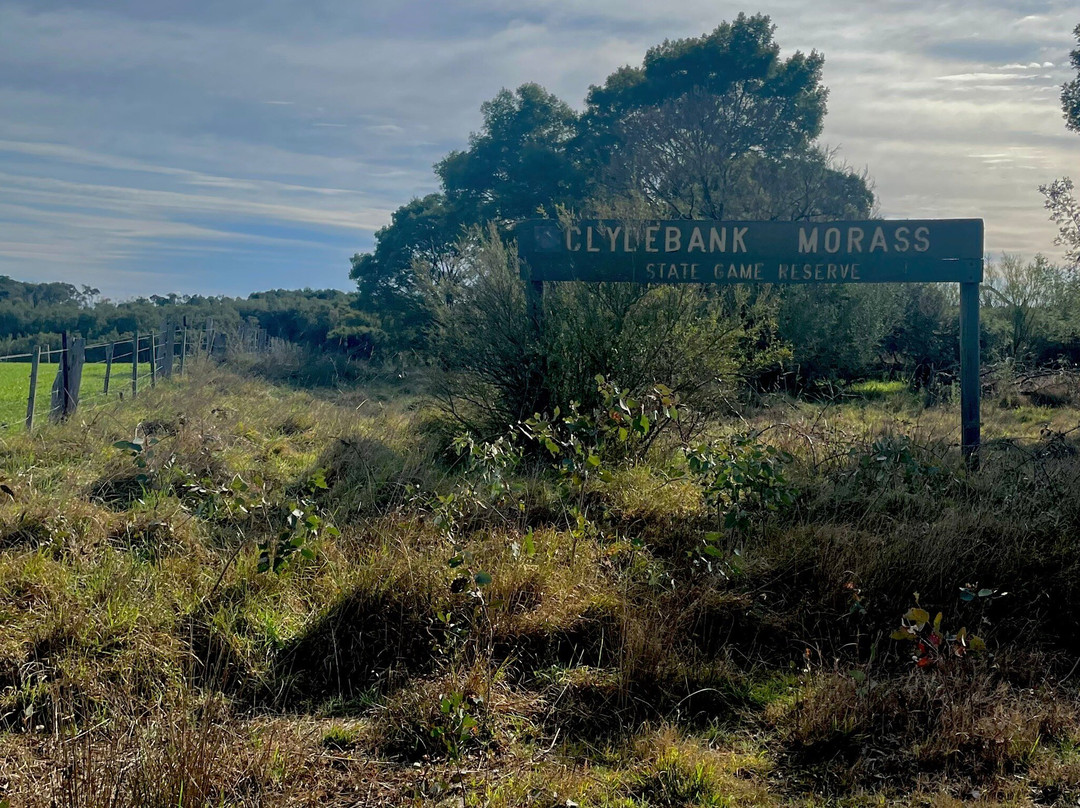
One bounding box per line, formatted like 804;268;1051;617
0;276;365;359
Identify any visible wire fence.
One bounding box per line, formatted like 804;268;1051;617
0;320;289;432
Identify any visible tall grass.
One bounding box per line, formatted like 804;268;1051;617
4;364;1080;805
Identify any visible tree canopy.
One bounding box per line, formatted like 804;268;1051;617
1063;23;1080;134
580;13;853;220
1040;22;1080;270
348;13;876;362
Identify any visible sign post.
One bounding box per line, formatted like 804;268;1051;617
517;218;984;463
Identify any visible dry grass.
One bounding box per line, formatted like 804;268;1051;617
5;363;1080;805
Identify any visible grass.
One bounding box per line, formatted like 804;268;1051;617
4;360;1080;805
0;360;154;428
847;378;908;399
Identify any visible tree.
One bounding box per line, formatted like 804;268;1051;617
1040;23;1080;269
1041;178;1080;268
349;193;463;302
1062;23;1080;134
983;254;1066;360
579;13;868;220
436;83;584;225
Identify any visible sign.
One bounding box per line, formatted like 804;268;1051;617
516;216;984;465
516;219;983;284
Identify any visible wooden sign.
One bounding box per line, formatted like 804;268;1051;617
516;219;983;285
517;216;985;464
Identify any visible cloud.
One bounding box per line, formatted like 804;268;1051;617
0;0;1076;295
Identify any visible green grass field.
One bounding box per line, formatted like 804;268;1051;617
0;361;154;428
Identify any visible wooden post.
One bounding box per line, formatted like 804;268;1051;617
180;317;188;375
26;346;40;432
161;318;174;379
132;331;139;399
960;281;981;467
65;337;84;417
60;331;70;416
103;342;114;395
205;318;214;358
150;332;157;388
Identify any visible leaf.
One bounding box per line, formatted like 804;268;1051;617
969;635;986;652
891;629;915;641
959;589;975;602
850;669;866;684
300;547;316;560
447;555;464;568
904;608;930;627
977;588;994;598
474;571;493;587
933;612;943;633
113;439;144;453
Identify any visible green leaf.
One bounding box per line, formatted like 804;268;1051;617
850;669;866;684
300;547;316;560
977;588;994;598
890;629;915;641
474;571;493;587
112;439;144;453
904;608;930;627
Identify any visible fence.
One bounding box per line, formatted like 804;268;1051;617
1;319;287;432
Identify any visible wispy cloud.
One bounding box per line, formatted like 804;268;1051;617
0;0;1076;295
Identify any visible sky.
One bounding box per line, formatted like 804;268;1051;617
0;0;1077;299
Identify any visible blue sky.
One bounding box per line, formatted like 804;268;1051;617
0;0;1076;298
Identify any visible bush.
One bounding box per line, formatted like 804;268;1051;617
428;227;787;433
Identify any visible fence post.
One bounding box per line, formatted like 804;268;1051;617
60;331;70;416
180;320;188;375
26;346;40;432
150;332;157;388
65;337;85;417
161;318;174;380
132;331;139;399
104;342;114;395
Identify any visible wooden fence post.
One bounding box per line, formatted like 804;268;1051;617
59;331;70;418
132;331;139;399
150;332;157;388
104;342;114;395
161;318;174;380
180;319;188;375
26;346;40;432
65;337;85;417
